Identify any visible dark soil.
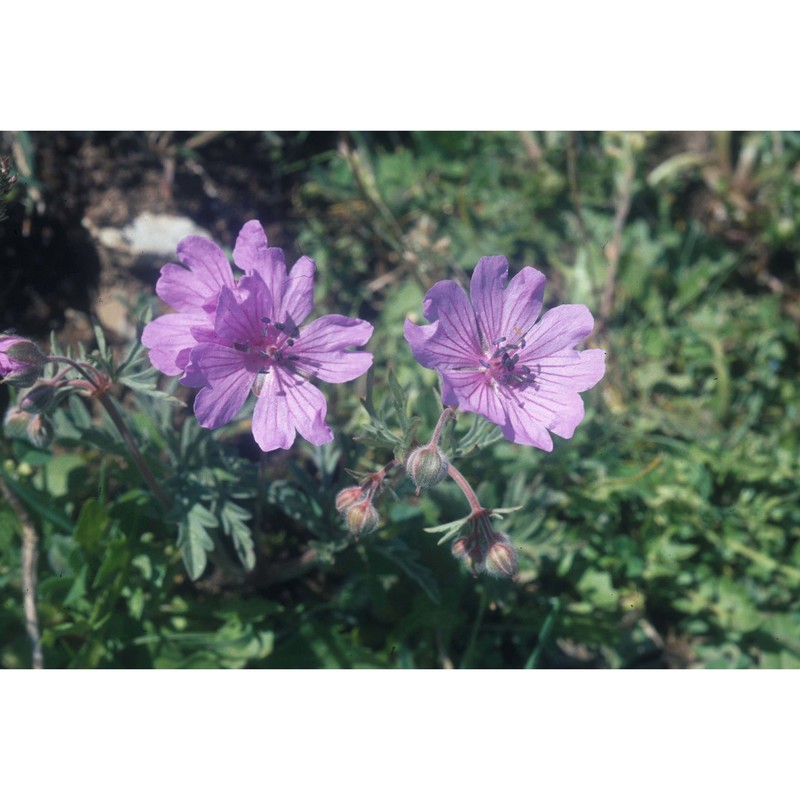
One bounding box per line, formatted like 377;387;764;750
0;132;337;344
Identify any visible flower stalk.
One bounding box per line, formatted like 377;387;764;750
46;355;170;509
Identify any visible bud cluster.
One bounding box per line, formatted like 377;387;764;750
335;484;380;538
450;512;519;579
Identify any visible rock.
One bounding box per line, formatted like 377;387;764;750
85;212;211;257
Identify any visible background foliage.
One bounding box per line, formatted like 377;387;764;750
1;131;799;668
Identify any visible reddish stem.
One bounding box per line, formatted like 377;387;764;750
446;462;485;515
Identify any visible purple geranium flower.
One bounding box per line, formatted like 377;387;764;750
404;256;605;451
142;221;373;451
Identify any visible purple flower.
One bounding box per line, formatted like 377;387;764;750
142;221;373;451
404;256;605;451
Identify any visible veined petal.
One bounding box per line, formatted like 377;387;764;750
526;304;596;358
250;370;294;451
440;368;506;426
251;368;333;451
232;220;270;274
190;343;255;429
525;382;587;439
214;275;272;345
403;318;439;367
532;348;606;392
142;311;211;375
156;236;235;312
290;315;373;382
278;256;316;327
235;221;288;299
421;278;471;326
469;256;508;347
499;385;555;451
500;267;547;344
236;223;315;328
414;280;482;368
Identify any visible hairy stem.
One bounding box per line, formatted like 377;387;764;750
446;462;484;515
428;406;456;448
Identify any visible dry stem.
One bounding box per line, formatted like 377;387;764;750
0;476;43;668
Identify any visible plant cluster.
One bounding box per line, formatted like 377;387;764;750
1;131;798;668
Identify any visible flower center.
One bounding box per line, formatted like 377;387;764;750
478;336;539;390
234;316;302;397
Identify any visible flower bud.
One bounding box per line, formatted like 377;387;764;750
3;406;53;448
485;538;519;579
25;413;54;449
335;486;365;514
345;499;380;537
451;536;486;575
405;444;449;492
0;336;46;387
3;406;32;439
19;384;57;415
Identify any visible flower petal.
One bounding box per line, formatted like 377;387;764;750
440;369;506;425
289;315;373;383
156;236;235;312
278;256;316;328
251;368;333;451
232;220;270;273
403;318;439;366
526;383;587;439
213;275;272;345
234;221;316;328
469;256;508;347
499;267;547;344
190;343;255;429
498;385;555;451
524;304;596;358
410;280;482;368
142;311;213;375
534;348;606;392
235;221;287;300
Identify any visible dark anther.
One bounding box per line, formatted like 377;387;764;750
492;336;507;345
275;351;283;361
275;322;286;331
233;342;249;352
479;358;490;368
261;316;271;324
287;338;295;346
288;355;300;361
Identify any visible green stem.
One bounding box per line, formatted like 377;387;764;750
97;393;170;509
460;589;488;669
524;597;561;669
